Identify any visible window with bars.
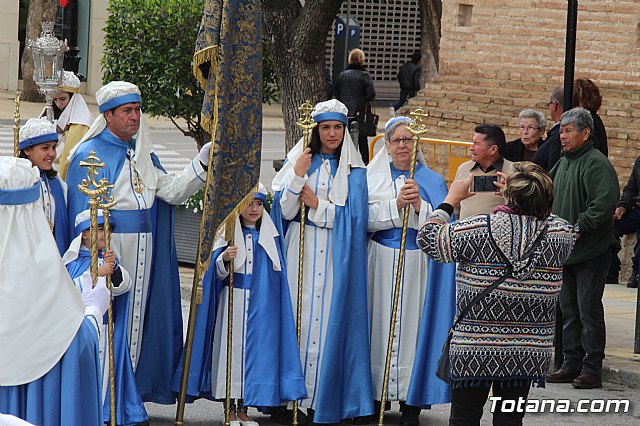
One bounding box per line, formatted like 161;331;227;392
325;0;421;86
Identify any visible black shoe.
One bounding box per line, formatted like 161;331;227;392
627;276;638;288
270;407;308;426
399;412;420;426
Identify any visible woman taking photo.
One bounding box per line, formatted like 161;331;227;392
417;162;575;425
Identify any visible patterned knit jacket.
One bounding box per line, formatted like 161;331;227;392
417;211;574;388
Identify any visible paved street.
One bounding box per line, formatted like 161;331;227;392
147;374;640;425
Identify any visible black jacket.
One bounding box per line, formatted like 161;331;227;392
532;124;560;172
504;138;546;162
397;61;420;91
619;156;640;211
334;65;376;116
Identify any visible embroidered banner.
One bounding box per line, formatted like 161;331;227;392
193;0;262;274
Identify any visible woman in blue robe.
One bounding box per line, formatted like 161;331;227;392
270;99;373;424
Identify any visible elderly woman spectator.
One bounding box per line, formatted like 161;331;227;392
505;109;547;162
366;117;456;425
417;162;575;425
334;48;376;164
574;78;607;156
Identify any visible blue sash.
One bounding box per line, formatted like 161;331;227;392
0;183;40;205
110;209;153;233
371;228;419;250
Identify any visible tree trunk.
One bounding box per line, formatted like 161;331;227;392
419;0;442;85
21;0;59;102
263;0;343;152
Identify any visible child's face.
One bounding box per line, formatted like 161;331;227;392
240;199;264;227
82;227;106;249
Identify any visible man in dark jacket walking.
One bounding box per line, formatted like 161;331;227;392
393;51;421;112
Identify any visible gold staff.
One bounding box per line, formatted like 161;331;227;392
224;224;236;426
77;151;109;286
378;109;429;426
13;91;21;157
99;183;117;426
292;101;317;426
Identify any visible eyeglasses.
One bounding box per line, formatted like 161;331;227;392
389;137;414;146
547;101;556;107
519;125;541;132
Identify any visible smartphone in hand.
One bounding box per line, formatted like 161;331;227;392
471;175;499;192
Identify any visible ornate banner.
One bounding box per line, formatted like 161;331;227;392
193;0;262;275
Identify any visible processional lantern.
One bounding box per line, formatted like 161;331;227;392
28;21;68;123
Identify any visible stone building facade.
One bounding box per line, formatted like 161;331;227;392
1;0;108;95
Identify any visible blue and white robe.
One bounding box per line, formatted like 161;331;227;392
66;248;149;425
0;317;103;426
271;151;373;423
66;127;206;403
366;151;456;408
39;172;70;256
173;216;306;406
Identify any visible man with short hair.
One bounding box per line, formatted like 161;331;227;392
546;108;619;389
65;81;210;412
533;85;568;171
453;124;514;219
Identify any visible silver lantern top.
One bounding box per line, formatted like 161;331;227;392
28;21;69;123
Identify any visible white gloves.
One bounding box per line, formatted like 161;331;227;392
80;272;110;317
198;142;212;166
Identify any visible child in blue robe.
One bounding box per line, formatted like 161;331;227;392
63;210;149;425
174;185;306;425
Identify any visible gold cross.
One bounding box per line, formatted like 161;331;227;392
132;169;145;194
296;101;317;131
408;108;429;138
296;100;318;149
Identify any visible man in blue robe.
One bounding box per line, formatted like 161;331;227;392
65;81;211;404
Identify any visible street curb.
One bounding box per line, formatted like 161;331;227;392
602;355;640;389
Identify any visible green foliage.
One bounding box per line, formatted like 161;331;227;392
262;41;280;104
103;0;280;146
103;0;207;144
183;186;273;213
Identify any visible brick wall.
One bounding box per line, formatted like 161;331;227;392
409;0;640;183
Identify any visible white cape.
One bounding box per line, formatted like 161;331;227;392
0;157;85;386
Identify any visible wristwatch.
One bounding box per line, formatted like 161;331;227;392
573;222;581;234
